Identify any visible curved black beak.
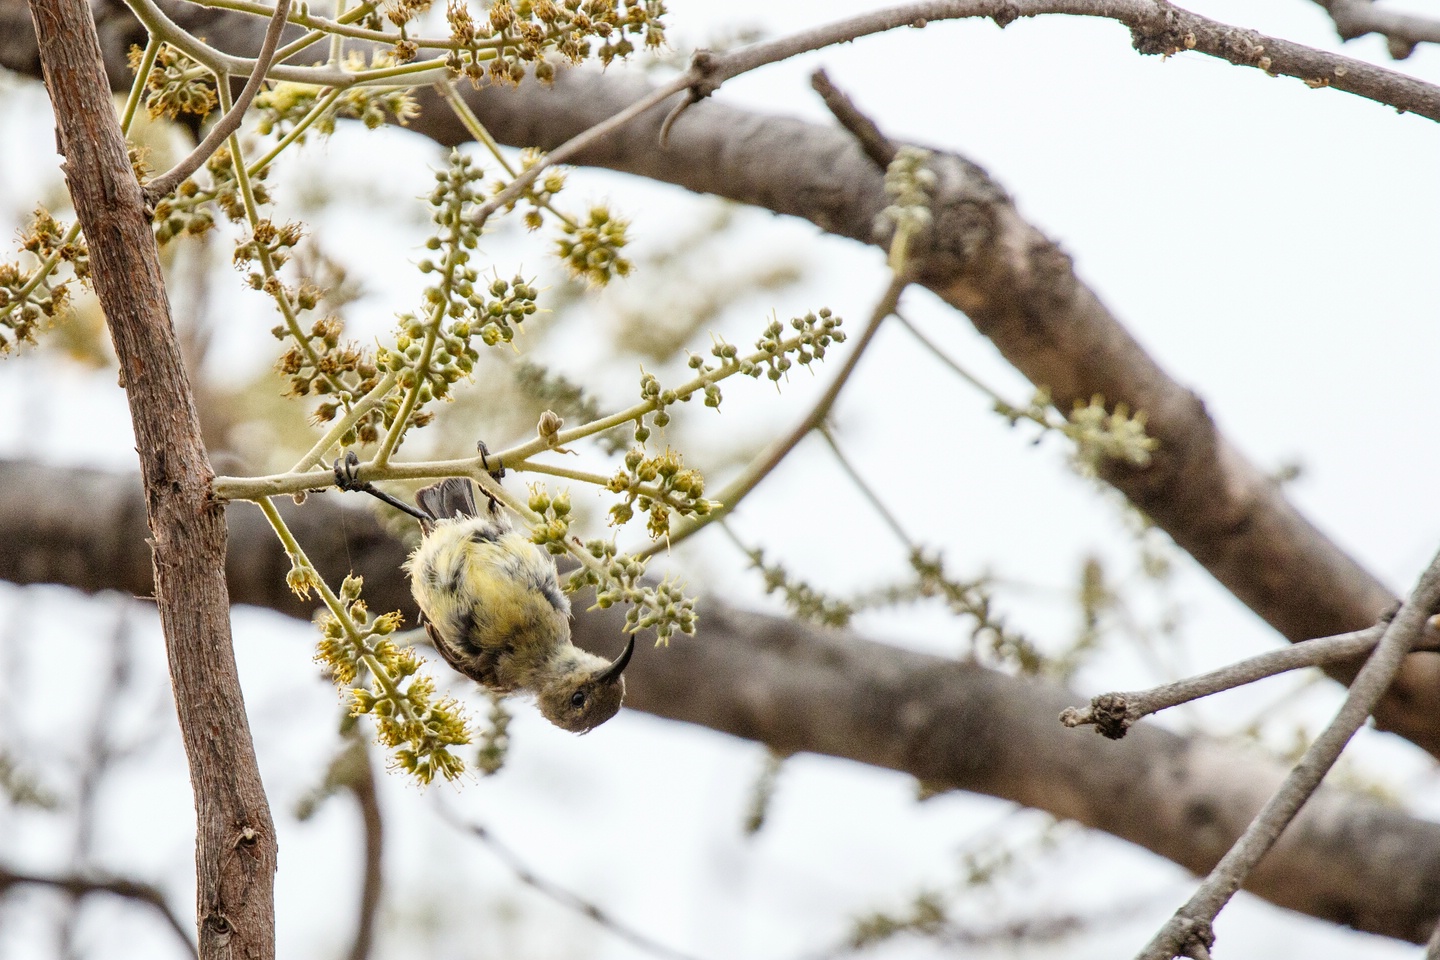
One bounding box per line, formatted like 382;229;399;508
596;636;635;685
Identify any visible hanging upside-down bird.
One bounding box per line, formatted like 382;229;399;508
334;451;634;733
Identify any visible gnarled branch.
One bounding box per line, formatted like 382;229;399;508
0;458;1437;943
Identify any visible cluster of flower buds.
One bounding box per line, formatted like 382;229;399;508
527;485;574;554
152;148;271;244
379;152;540;433
570;539;697;645
1064;394;1159;475
875;146;937;251
0;208;88;352
744;544;854;628
907;549;1044;675
442;0;668;87
607;446;712;540
489;148;568;231
746;308;845;383
556;206;632;286
255;62;419;138
314;574;471;784
129;42;216;121
475;692;511;776
236;221;304;298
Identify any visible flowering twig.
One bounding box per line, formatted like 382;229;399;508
143;0;293;204
648;278;901;557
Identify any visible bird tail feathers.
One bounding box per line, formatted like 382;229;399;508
416;478;482;521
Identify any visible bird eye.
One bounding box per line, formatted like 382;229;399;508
570;690;587;708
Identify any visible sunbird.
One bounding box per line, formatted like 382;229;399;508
334;452;634;733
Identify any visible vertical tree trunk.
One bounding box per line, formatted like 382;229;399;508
24;2;277;956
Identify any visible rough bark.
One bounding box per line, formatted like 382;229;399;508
1;458;1437;944
4;0;1439;942
408;70;1428;744
1;1;1426;756
21;3;276;958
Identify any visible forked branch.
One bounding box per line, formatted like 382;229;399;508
1135;549;1440;960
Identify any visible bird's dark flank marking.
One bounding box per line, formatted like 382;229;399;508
455;612;513;690
536;574;567;614
449;610;479;655
421;620;456;668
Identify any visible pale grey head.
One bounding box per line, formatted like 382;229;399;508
535;636;635;733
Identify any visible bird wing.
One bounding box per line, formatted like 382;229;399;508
420;610;518;693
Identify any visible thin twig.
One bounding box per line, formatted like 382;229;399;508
470;74;693;227
1134;552;1440;960
644;272;909;558
817;426;914;551
672;0;1440;124
437;806;705;960
435;80;579;230
1060;620;1440;738
890;312;1020;409
475;0;1440;229
192;0;458;51
120;0;1440;126
0;865;196;958
344;738;383;960
122;0;447;88
798;890;1177;960
143;0;294;204
1426;910;1440;960
809;69;897;170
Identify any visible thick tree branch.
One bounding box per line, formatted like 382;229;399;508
1310;0;1440;59
395;70;1440;759
2;459;1439;944
23;2;276;958
2;7;1436;761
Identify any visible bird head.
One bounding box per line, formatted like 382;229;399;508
536;636;635;733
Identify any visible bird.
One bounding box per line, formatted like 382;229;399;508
333;450;634;733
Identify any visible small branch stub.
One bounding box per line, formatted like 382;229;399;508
1060;692;1133;739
